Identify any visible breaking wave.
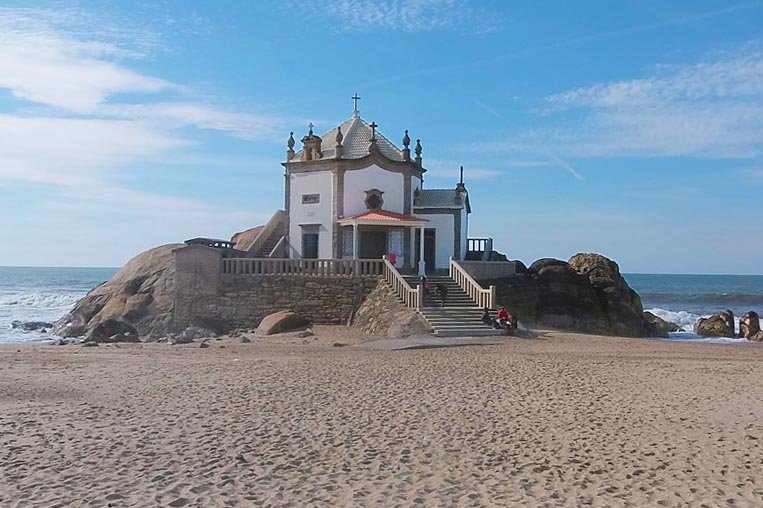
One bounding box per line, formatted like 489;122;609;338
1;291;82;310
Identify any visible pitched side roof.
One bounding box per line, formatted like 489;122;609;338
415;189;465;209
293;113;405;162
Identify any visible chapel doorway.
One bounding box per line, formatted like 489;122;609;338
302;231;319;259
424;229;436;272
360;230;387;259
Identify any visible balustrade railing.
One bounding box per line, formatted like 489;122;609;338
449;258;496;309
383;256;421;309
222;258;383;277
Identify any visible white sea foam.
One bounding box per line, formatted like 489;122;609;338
0;292;81;309
645;308;700;332
645;307;755;343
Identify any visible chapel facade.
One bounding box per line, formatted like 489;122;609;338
282;108;471;275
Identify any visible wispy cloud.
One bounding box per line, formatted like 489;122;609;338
296;0;501;34
0;6;295;250
481;45;763;160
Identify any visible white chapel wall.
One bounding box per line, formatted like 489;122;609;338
343;165;404;217
288;171;334;258
420;213;454;270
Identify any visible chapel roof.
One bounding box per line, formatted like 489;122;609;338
415;189;468;209
292;112;406;162
338;209;428;225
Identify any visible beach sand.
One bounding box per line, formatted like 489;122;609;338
1;329;762;507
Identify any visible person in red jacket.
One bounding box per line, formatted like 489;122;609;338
496;306;518;334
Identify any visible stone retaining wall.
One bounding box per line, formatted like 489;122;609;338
173;274;379;333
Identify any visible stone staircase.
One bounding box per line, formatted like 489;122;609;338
403;275;503;337
253;232;283;258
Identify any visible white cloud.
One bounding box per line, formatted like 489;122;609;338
483;46;763;160
301;0;501;34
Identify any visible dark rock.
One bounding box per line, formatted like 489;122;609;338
11;320;54;331
694;310;735;338
296;329;314;338
240;337;251;343
643;311;680;338
256;311;310;336
568;253;648;337
84;319;140;343
81;342;99;347
740;311;761;339
484;253;653;337
332;342;347;347
510;260;529;274
199;341;210;349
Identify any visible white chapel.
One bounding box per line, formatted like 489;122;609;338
282;104;471;275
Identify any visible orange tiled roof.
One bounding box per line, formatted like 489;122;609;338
341;209;427;222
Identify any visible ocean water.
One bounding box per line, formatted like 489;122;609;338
0;267;117;344
624;273;763;343
1;267;761;344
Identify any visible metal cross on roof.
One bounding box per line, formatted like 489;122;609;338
308;122;314;134
369;121;378;140
351;93;361;112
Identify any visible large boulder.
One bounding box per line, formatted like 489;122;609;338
643;311;680;338
568;253;649;337
694;310;735;338
55;244;181;340
528;258;613;334
231;226;264;252
483;253;656;337
84;319;140;343
256;311;310;336
740;311;761;340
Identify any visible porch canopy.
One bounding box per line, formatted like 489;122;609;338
338;209;429;275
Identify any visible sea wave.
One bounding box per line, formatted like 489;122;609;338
0;291;82;309
640;292;763;305
645;307;759;343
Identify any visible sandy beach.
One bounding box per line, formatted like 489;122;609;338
1;330;762;507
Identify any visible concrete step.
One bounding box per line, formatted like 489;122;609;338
434;328;504;337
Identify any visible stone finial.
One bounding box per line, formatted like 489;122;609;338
414;139;422;166
402;130;411;161
334;126;344;159
368;121;380;154
286;132;295;161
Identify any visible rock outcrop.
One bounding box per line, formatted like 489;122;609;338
354;280;432;337
55;244;181;340
484;253;656;337
84;319;140;343
694;310;735;338
740;311;761;339
643;311;680;338
256;311;310;336
231;226;264;252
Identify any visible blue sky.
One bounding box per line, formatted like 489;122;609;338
1;0;762;273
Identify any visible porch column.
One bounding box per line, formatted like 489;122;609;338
418;225;426;275
410;226;416;270
352;223;359;259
